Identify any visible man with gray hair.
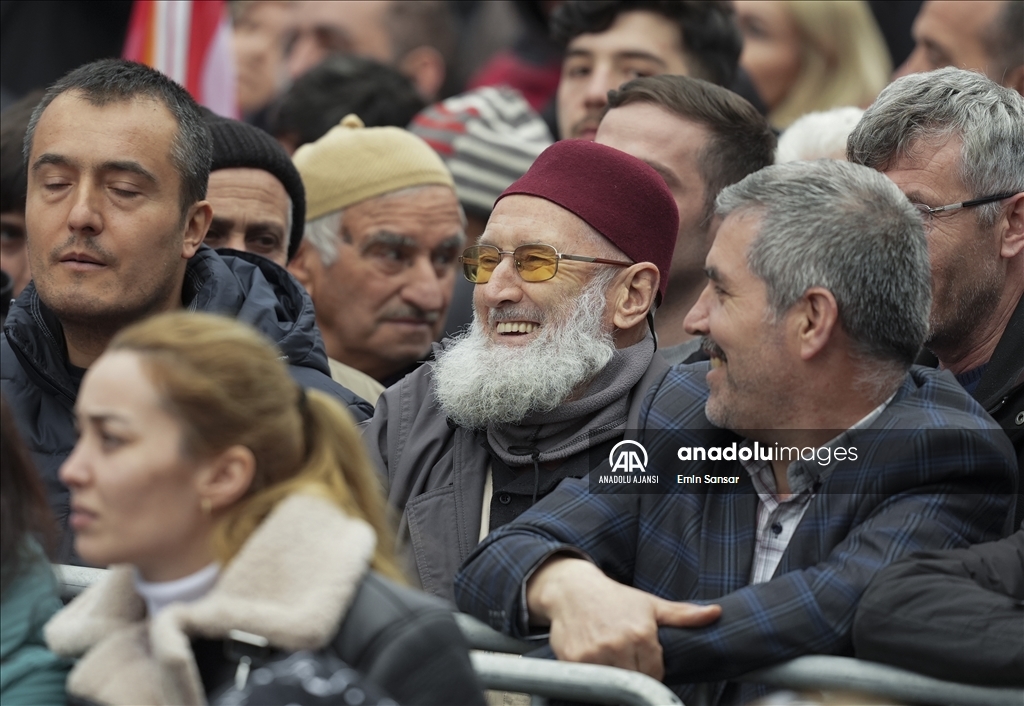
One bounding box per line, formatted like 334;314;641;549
455;160;1016;704
287;114;464;393
848;66;1024;525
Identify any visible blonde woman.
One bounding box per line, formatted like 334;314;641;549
45;312;485;706
735;0;891;129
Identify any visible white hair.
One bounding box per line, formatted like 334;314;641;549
431;268;618;428
775;107;865;163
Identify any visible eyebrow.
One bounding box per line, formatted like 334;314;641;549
902;189;935;205
31;153;158;185
643;159;681;189
612;51;669;67
81;411;132;427
361;231;419;252
704;266;724;284
565;48;668;67
435;235;465;251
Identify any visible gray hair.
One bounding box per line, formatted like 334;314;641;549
847;68;1024;228
716;160;931;373
24;58;212;219
302;185;466;267
303;210;344;266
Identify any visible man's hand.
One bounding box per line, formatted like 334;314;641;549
526;556;722;681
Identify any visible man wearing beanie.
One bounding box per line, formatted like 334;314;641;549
364;140;679;602
202;111;384;404
201;110;305;267
288;114;464;387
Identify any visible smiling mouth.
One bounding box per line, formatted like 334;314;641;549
496;321;539;335
701;337;727;368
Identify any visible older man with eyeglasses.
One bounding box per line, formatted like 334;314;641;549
848;66;1024;527
364;140;679;601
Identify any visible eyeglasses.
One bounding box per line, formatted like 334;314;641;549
460;243;633;284
913;192;1019;222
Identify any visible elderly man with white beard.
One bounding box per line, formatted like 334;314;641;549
365;140;679;601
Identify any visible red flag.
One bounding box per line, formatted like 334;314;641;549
123;0;237;118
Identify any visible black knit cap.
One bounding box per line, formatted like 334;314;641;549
201;109;306;261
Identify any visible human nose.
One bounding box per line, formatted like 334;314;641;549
583;63;614;109
683;284;712;337
401;254;447;313
66;182;103;236
59;436;92;489
477;252;523;307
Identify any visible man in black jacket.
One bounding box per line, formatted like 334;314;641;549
848;67;1024;527
853;523;1024;686
1;58;371;563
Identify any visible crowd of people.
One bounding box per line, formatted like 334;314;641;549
0;1;1022;705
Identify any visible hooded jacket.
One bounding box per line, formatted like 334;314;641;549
1;246;373;563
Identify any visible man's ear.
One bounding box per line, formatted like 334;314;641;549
397;45;446;102
999;192;1024;260
196;444;255;514
794;286;839;360
611;263;659;332
182;200;213;258
288;240;320;299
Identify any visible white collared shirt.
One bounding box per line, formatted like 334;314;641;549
743;396;894;584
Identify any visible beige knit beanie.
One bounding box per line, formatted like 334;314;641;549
293;114;456;220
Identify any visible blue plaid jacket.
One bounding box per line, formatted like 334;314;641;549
454;364;1017;705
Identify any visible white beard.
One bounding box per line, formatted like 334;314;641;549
431;272;617;428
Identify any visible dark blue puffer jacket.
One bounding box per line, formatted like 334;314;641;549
0;246;373;563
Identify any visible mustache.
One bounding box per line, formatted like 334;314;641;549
700;336;726;360
488;307;545;325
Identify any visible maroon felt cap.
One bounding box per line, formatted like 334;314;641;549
495;139;679;304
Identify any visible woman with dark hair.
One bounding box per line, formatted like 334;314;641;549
44;312;485;706
1;394;69;704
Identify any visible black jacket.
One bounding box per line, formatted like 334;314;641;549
0;247;373;563
916;294;1024;528
197;572;488;706
976;295;1024;527
853;525;1024;686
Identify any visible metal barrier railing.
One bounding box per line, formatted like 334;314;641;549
54;566;1023;706
471;652;682;706
53;564;108;602
737;655;1024;706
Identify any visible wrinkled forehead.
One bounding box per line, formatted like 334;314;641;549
482;194;608;253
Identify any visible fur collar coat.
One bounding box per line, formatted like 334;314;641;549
46;494;377;705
